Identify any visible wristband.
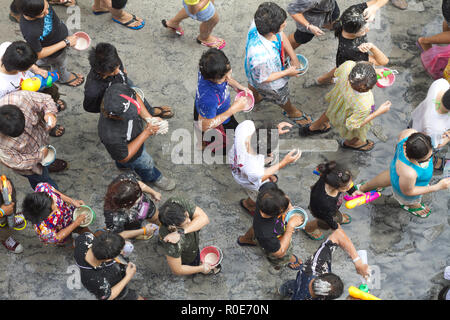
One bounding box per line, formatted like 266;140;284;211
177;228;185;235
142;227;146;235
0;208;4;218
64;39;70;47
306;23;311;30
353;256;361;263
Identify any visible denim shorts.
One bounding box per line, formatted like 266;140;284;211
183;0;215;22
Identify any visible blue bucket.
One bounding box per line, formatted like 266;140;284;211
286;54;309;76
284;207;309;229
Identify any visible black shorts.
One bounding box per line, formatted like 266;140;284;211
443;0;450;24
293;2;341;45
112;0;128;10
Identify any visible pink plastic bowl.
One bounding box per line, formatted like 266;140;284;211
376;68;396;88
235;91;255;112
73;32;91;51
200;246;223;267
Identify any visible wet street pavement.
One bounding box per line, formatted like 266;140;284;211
0;0;448;300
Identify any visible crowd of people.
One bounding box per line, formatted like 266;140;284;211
0;0;449;300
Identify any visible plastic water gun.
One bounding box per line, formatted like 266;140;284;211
21;71;59;92
376;70;392;79
344;191;381;209
348;285;381;300
1;175;14;229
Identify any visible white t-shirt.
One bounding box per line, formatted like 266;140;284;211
0;42;35;98
411;78;450;146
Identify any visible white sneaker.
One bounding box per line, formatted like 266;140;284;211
2;236;23;254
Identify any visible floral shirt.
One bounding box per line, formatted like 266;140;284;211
33;183;75;244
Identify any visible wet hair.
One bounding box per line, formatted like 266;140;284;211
104;177;142;211
17;0;45;18
22;192;53;225
405;132;433;160
158;201;187;230
348;62;377;93
91;232;125;260
438;286;449;300
312;273;344;300
2;41;37;72
10;0;21;15
333;4;367;38
254;2;287;36
199;48;231;81
441;89;450;110
316;161;352;190
256;186;289;217
88;43;121;75
0;105;25;137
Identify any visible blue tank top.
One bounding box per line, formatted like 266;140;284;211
390;137;433;201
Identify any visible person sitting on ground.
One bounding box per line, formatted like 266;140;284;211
300;61;391;152
0;91;67;189
91;0;144;30
194;48;250;152
317;1;389;85
0;175;24;254
237;182;305;271
162;0;225;49
0;41;66;138
417;0;450;51
18;0;84;87
279;227;369;300
103;173;161;240
158;197;220;276
410;79;450;171
74;231;145;300
245;2;312;129
83;42;173;118
98;83;176;191
229;120;301;216
303;161;362;241
22;182;90;245
358;129;450;218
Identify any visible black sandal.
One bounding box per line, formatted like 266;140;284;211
49;124;65;138
433;156;445;171
56;99;67;112
340;139;375;152
299;123;331;136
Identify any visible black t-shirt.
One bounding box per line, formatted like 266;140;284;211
336;3;369;67
20;6;68;59
98;112;144;163
253;182;286;254
309;177;344;230
83;61;127;113
74;233;129;300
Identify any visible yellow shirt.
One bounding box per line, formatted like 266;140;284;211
184;0;210;11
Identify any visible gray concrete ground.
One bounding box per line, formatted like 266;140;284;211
0;0;449;300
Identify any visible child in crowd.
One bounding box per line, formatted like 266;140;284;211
245;2;312;128
417;0;450;51
162;0;225;49
317;2;389;85
301;61;391;152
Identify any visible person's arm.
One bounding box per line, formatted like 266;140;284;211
35;35;77;60
117;122;159;163
271;204;304;259
281;31;304;69
166;255;212;276
363;0;388;21
398;168;450;197
29;65;48;78
346;101;391;130
227;77;251;94
51;188;84;207
108;262;136;300
54;214;85;241
262;66;300;83
262;149;301;182
186;0;210;15
437;131;450;149
163;206;210;244
358;43;389;66
136;92;153;121
197;99;247;132
137;181;161;202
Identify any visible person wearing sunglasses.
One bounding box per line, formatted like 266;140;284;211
358;129;450;218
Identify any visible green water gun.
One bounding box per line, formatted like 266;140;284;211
377;70;393;79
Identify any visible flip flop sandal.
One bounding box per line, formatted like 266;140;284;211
112;15;145;30
299;123;331;136
269;174;279;183
400;204;431;218
48;159;69;173
9;13;19;23
433;156;445;171
60;72;85;87
239;199;255;217
56;99;66;112
196;37;226;50
340;213;352;225
302;228;324;241
282;111;313;128
340;139;375;152
161;19;184;36
152;106;174;119
49;0;76;7
287;254;302;270
237;236;257;247
49;124;65;137
208;264;222;275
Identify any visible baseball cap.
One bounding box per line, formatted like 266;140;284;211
103;83;141;120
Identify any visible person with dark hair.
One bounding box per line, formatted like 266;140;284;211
91;0;145;30
410;79;450;170
22;182;89;244
83;43;173;118
279;227;369;300
0;91;67;189
245;2;312;129
18;0;84;87
98;83;176;191
74;232;144;300
158;197;218;275
303;161;362;240
317;2;389;85
162;0;225;49
300;61;391;152
359;129;450;217
0;175;24;253
103;173;161;240
237;182;305;271
194;48;250;152
438;286;450;300
417;0;450;51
